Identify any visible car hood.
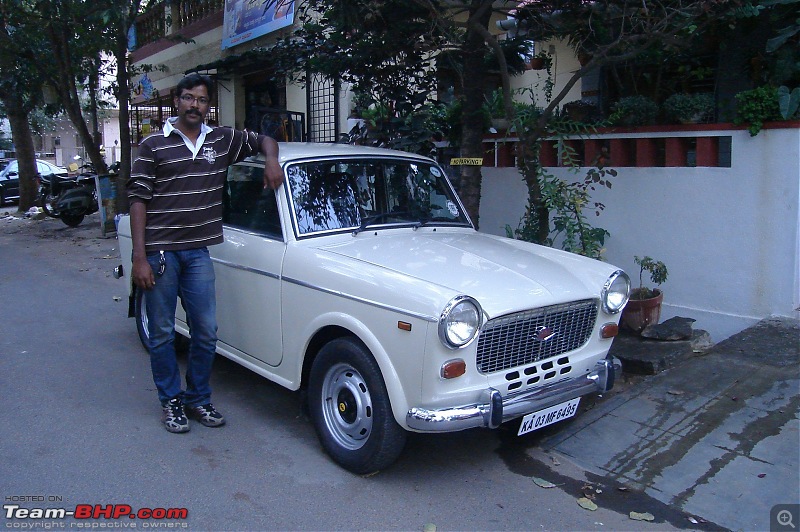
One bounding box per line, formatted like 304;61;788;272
318;229;615;317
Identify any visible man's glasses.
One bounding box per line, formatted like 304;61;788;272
179;94;210;105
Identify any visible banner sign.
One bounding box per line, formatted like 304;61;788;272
222;0;295;50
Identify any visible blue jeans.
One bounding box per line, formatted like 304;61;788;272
145;247;217;406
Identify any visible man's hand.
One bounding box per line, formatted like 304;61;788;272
132;254;156;290
260;136;283;190
263;156;283;190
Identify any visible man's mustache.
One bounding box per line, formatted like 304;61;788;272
185;110;202;116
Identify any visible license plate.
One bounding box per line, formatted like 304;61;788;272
517;397;581;436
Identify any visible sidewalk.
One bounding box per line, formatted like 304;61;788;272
541;317;800;531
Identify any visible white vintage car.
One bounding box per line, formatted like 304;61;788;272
116;143;630;474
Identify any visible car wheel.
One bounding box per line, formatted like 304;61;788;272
134;288;189;354
134;288;150;351
61;212;84;227
308;337;407;474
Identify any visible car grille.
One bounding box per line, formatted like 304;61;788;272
476;299;598;374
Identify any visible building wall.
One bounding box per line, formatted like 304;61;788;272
478;125;800;341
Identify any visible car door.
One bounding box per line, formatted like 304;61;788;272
211;163;285;367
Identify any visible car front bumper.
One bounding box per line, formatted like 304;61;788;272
406;357;621;432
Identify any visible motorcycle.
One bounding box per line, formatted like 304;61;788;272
38;157;116;227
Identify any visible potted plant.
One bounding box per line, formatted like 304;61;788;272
609;95;659;126
735;86;783;136
562;100;599;123
484;89;510;131
663;93;714;124
528;51;551;70
621;255;668;333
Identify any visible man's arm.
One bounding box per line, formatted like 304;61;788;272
130;201;155;290
260;136;283;190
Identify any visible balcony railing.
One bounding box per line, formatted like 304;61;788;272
174;0;224;29
135;4;166;47
134;0;224;49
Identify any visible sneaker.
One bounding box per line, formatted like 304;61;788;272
161;398;190;433
186;403;226;427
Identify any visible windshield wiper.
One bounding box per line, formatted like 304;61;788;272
352;211;412;235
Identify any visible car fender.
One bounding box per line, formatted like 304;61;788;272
290;310;424;428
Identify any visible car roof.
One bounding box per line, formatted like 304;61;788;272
266;143;436;165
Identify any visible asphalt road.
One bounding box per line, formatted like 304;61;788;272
0;210;700;531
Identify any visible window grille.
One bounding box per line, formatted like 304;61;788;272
307;73;338;142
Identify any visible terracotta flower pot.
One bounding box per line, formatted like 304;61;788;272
621;289;663;333
529;57;547;70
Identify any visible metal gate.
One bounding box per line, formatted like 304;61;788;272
306;73;339;142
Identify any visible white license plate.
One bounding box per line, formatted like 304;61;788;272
517;397;581;436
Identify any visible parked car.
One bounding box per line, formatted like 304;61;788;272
115;143;631;474
0;159;68;205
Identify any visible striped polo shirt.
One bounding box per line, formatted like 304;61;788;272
128;120;264;252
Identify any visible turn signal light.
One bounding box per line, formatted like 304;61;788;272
441;359;466;379
601;323;619;339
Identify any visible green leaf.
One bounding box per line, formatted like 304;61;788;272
630;511;655;521
577;497;598;511
532;477;561;488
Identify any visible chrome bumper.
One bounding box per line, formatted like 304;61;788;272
406;357;621;432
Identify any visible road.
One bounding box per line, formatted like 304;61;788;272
0;210;703;531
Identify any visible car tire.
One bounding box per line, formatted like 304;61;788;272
308;337;407;474
134;288;150;351
134;288;189;354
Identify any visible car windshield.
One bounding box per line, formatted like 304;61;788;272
287;158;470;236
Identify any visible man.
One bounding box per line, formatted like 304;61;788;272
128;73;283;433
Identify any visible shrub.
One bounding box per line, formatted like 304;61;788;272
610;96;658;126
735;86;782;136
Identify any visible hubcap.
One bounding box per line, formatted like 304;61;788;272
138;291;149;341
320;363;373;450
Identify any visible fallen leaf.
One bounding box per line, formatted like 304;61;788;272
667;389;685;395
618;486;630;492
532;477;560;488
758;473;766;478
630;511;655;522
577;498;598;511
688;517;699;524
423;524;436;532
550;455;562;466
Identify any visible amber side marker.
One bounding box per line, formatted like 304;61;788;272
441;359;466;379
601;323;619;338
398;321;412;331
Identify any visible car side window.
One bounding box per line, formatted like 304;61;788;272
223;165;283;239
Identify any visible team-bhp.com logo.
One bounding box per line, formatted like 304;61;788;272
4;503;188;522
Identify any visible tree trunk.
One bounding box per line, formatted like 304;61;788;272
458;1;493;230
47;21;108;175
113;2;136;214
5;103;39;212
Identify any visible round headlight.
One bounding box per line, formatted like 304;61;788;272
602;270;630;314
439;296;482;348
